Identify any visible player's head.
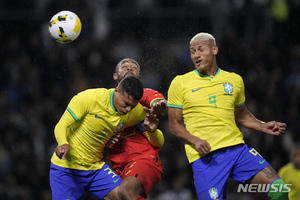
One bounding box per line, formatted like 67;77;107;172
114;76;144;115
189;32;218;72
290;144;300;169
190;32;216;46
113;58;141;83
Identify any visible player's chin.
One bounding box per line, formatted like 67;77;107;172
124;72;135;78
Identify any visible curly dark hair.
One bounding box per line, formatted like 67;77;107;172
118;76;144;101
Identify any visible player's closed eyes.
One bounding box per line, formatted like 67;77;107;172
122;66;137;70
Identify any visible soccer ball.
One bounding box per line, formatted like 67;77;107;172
49;11;82;43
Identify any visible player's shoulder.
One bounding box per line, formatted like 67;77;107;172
180;70;196;77
79;88;108;93
220;68;240;76
143;88;156;93
129;103;145;115
77;88;110;99
141;88;165;106
220;68;243;80
171;70;195;83
143;88;163;96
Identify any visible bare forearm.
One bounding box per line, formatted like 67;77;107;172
168;107;211;154
235;105;286;136
238;115;265;131
169;123;199;145
235;105;265;131
169;122;211;154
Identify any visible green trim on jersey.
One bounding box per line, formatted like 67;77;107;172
235;102;245;107
110;90;117;112
194;67;221;77
167;104;183;109
67;106;79;122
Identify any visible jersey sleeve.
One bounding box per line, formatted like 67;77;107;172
134;120;165;148
129;103;147;128
235;75;246;107
140;88;165;108
142;129;165;148
167;76;183;109
54;90;96;145
64;90;96;122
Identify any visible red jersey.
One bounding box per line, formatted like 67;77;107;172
107;88;165;175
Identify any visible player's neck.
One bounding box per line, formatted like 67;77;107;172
199;65;218;76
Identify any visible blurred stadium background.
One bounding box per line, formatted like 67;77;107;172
1;0;300;199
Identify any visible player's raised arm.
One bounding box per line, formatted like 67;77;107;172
235;104;287;136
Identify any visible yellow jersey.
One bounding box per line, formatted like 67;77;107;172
51;88;145;170
167;68;245;163
279;163;300;200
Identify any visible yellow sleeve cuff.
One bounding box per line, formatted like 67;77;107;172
143;129;164;148
54;121;69;146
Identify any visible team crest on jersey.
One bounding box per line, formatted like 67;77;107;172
223;82;233;94
208;187;219;199
116;121;126;132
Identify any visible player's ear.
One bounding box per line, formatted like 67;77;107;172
113;73;118;81
212;45;218;55
114;87;120;99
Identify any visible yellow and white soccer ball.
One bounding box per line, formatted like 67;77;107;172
49;11;82;43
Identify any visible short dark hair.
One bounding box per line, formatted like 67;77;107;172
118;76;143;101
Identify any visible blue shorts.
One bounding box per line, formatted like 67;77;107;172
192;144;270;200
49;163;122;200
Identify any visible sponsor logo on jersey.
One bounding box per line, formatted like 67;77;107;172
192;88;202;92
95;114;103;119
259;159;266;164
113;178;120;183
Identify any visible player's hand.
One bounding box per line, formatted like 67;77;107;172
151;99;167;115
143;106;159;133
262;121;287;136
55;143;70;160
107;131;124;147
194;138;211;155
109;134;123;144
